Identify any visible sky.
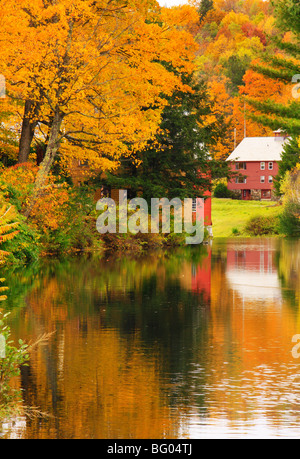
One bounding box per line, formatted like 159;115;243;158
158;0;189;7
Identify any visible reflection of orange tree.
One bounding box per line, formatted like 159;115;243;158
16;325;186;439
8;248;211;340
7;248;212;437
204;240;300;428
61;328;182;438
277;239;300;315
0;204;31;419
5;246;210;319
10;241;300;436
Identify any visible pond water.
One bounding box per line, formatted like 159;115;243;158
1;237;300;439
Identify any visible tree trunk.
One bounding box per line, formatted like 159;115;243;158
24;110;63;218
36;144;46;165
18;100;39;163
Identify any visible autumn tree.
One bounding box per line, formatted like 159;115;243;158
242;0;300;198
0;0;198;216
188;0;279;158
279;164;300;237
206;78;234;159
0;91;20;166
104;74;229;203
246;0;300;135
229;67;290;149
198;0;214;24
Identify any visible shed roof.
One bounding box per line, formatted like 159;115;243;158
226;136;289;162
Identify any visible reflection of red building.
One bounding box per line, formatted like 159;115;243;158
226;242;281;302
227;246;276;273
191;249;211;303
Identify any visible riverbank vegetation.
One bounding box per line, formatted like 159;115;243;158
0;0;298;262
0;211;49;421
211;198;282;237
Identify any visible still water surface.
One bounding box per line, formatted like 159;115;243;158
1;237;300;439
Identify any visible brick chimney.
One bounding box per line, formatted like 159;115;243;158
273;129;288;140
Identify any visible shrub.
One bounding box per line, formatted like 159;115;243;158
244;215;280;236
0;183;40;264
0;165;101;255
1;220;40;264
278;203;300;237
39;186;99;254
214;183;233;198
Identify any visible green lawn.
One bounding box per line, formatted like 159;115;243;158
211;198;282;238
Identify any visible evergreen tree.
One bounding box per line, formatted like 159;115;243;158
274;136;300;195
198;0;214;25
104;74;230;204
246;0;300;135
224;54;252;95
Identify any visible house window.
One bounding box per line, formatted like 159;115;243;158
260;176;265;183
268;176;273;183
260;162;265;170
236;177;247;184
235;162;247;170
268;162;273;170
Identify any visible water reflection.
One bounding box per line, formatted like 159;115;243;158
226;240;282;302
1;238;300;438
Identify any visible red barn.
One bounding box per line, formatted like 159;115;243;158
226;130;289;200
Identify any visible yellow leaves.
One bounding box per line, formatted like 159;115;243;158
220;11;250;28
0;230;19;243
0;277;8;299
280;161;300;206
0;163;69;232
0;164;38;204
160;3;200;28
257;15;275;36
0;200;20;265
204;78;235;159
0;0;198;174
32;186;70;232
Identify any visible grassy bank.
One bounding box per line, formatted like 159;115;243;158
211;198;282;238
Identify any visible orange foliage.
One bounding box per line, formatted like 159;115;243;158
0;0;199;173
231;66;293;145
0;164;69;232
240;66;289;101
206;79;234;159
